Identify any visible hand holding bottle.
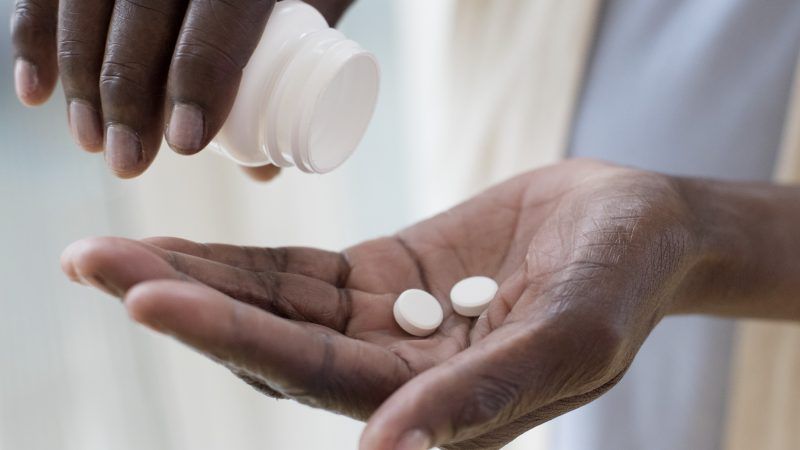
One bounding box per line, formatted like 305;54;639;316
10;0;355;178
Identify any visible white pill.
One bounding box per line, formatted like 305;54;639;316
393;289;443;337
450;276;498;317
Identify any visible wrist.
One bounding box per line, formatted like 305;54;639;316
667;176;800;319
664;176;735;316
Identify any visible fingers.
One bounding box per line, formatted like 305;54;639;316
13;0;279;176
164;0;275;154
241;164;281;182
439;374;625;450
126;279;412;419
360;320;625;450
64;237;412;417
100;0;188;177
142;236;349;285
151;244;354;331
11;0;59;105
57;0;114;152
361;325;539;450
61;236;191;296
61;237;353;330
126;279;331;390
62;239;292;400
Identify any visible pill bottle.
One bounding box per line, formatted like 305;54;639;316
209;0;380;174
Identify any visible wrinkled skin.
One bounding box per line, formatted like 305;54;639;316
10;0;352;177
62;159;699;449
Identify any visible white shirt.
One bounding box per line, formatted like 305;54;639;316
556;1;800;449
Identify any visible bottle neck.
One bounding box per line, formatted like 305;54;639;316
258;28;377;173
210;0;378;173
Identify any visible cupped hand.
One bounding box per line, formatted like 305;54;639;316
11;0;351;178
61;159;700;449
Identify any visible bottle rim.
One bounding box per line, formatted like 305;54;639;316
294;42;380;173
262;28;345;171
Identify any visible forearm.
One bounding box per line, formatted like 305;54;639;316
672;177;800;320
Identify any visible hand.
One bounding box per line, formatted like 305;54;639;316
10;0;353;178
62;159;701;449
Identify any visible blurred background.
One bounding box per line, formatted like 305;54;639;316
4;1;798;449
0;1;547;449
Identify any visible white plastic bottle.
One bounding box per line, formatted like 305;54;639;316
210;0;380;174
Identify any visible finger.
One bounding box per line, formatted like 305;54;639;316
62;236;285;400
232;368;285;399
448;373;625;450
142;236;349;285
360;320;625;450
148;242;354;331
63;236;288;399
62;237;353;330
61;236;191;296
63;238;293;400
126;279;412;419
57;0;114;152
100;0;188;177
303;0;353;25
164;0;275;154
11;0;59;105
241;164;281;182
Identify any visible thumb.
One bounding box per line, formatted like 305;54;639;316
360;318;625;450
359;324;552;450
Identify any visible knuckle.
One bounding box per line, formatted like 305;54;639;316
334;288;352;331
99;57;151;98
57;38;93;70
199;0;272;34
172;29;243;81
171;0;274;82
265;247;289;272
250;272;302;320
226;302;263;364
11;0;55;47
114;0;175;19
279;333;338;403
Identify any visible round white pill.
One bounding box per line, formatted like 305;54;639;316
450;276;498;317
393;289;443;337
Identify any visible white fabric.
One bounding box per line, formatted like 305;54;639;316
433;1;800;449
416;0;602;215
558;1;800;449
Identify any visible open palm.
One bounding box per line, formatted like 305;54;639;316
63;160;693;449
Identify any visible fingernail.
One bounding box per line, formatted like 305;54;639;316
63;265;82;284
68;101;103;152
395;430;431;450
105;125;143;176
14;59;39;105
167;103;204;153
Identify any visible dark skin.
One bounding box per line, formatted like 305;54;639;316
10;0;353;178
62;158;800;450
17;1;800;448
